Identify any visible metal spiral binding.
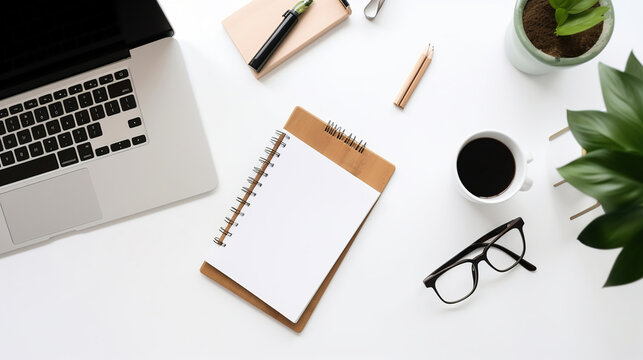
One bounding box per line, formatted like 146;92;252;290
253;167;268;177
230;206;245;216
213;130;290;246
247;176;262;187
324;120;367;153
258;157;275;167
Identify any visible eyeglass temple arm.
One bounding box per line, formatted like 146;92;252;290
429;242;536;277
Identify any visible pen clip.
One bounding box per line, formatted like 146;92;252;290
338;0;352;15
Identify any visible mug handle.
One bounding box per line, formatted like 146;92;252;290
525;151;534;164
521;177;533;191
520;151;534;191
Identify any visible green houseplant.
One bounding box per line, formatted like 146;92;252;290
549;0;610;36
558;51;643;287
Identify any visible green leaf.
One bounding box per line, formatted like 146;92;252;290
579;206;643;249
624;52;643;82
555;8;569;26
604;239;643;287
555;6;608;36
549;0;572;9
557;150;643;212
600;62;643;124
568;0;599;14
566;110;643;153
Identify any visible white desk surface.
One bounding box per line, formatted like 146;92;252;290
2;1;642;359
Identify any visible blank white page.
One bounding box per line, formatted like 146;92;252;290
205;129;380;323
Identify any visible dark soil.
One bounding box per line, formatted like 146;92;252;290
523;0;603;58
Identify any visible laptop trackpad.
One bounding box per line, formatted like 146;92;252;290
0;169;102;244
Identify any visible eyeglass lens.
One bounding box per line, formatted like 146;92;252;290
486;227;524;271
434;261;476;303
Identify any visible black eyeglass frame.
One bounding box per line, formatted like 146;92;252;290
423;217;537;304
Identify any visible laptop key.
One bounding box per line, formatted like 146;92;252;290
128;117;142;128
110;139;131;152
75;110;91;125
32;124;47;140
9;104;23;114
0;153;59;186
38;94;53;105
19;112;35;127
90;105;105;121
84;79;98;90
17;129;32;145
57;148;78;167
114;69;128;80
78;92;93;108
14;146;29;162
72;128;88;143
1;151;15;166
99;74;114;84
34;107;49;122
6;117;20;132
69;84;83;95
77;143;94;161
43;137;59;153
95;146;109;157
24;99;38;109
0;154;59;187
92;87;108;103
53;89;68;100
0;121;5;135
0;109;8;118
61;115;75;130
48;102;64;118
3;133;18;149
46;119;61;135
132;135;146;145
57;132;73;148
107;79;133;98
63;97;79;113
29;142;44;158
105;100;120;116
120;95;136;111
87;123;102;138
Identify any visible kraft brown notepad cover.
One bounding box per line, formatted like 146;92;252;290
222;0;351;78
200;107;395;332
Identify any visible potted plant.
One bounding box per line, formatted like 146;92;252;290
558;51;643;287
505;0;614;74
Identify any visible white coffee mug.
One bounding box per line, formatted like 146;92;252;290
456;130;533;204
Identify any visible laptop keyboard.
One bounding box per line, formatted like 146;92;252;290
0;68;147;187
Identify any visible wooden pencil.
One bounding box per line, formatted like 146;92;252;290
394;44;434;109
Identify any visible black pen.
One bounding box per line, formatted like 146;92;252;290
248;0;313;73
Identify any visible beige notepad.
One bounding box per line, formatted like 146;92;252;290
223;0;352;78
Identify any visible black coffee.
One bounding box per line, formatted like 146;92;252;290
457;137;516;198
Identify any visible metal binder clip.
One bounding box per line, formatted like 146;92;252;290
364;0;385;20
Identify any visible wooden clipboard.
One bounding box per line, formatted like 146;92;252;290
222;0;352;78
200;107;395;332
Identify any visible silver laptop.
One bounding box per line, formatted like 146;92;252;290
0;1;217;254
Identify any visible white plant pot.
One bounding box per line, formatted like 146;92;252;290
505;0;614;75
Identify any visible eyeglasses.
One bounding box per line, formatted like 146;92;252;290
423;217;536;304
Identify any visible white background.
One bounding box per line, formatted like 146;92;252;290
1;0;642;359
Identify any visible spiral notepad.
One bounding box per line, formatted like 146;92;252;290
201;107;394;332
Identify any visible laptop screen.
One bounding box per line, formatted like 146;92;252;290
0;0;173;100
